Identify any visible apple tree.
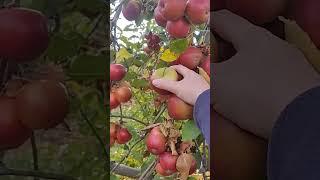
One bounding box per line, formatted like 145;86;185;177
109;0;211;179
0;0;108;179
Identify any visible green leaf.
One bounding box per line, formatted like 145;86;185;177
68;55;108;80
169;39;189;54
130;79;149;89
182;120;201;141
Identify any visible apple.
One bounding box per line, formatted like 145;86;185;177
179;47;204;70
110;92;120;110
116;127;132;144
16;80;68;130
156;163;173;176
115;86;132;103
110;64;127;81
167;95;193;120
166;18;190;39
200;55;210;76
110;122;119;138
0;8;49;62
291;0;320;48
122;0;142;21
159;152;178;174
162;0;187;21
150;67;179;95
0;96;32;150
186;0;210;25
146;127;166;155
225;0;287;24
154;6;167;27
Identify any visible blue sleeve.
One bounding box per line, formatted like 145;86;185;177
193;89;210;145
268;86;320;180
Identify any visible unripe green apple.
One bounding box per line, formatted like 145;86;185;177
150;67;178;95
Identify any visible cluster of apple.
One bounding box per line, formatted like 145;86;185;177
109;63;132;110
213;0;320;62
146;126;197;177
110;122;132;146
149;45;210;120
154;0;209;38
0;79;69;151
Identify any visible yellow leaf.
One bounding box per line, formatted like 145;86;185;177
198;67;210;84
281;17;320;73
160;49;179;62
115;48;132;63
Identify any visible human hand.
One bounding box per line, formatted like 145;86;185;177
212;10;320;139
152;65;210;105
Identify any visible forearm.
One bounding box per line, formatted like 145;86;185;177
193;89;210;144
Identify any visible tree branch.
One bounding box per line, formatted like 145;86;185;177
110;115;148;126
110;161;140;178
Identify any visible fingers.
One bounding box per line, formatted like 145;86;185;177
211;10;257;49
170;65;194;77
152;79;178;93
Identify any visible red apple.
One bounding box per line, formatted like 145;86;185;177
154;6;167;27
186;0;210;25
162;0;187;21
0;8;49;62
16;80;69;130
179;47;204;70
0;96;32;150
166;18;190;39
200;55;210;76
115;86;132;103
116;127;132;144
146;127;166;155
110;92;120;110
150;67;179;95
225;0;287;24
291;0;320;48
167;95;193;120
156;163;173;176
110;64;127;81
159;152;178;174
122;0;142;21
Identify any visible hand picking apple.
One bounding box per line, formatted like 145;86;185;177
152;65;210;106
212;9;320;180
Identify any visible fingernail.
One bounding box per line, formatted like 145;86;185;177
152;80;160;87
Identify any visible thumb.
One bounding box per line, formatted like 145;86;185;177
152;79;178;93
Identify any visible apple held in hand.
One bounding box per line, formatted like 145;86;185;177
146;127;167;155
110;64;127;81
150;67;179;95
167;95;193;120
200;55;210;76
0;96;32;151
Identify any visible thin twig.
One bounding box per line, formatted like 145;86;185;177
110;115;148;126
138;159;157;180
111;137;145;173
